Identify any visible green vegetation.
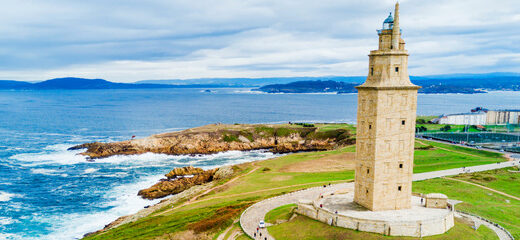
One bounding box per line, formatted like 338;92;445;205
265;204;297;224
453;167;520;200
484;124;520;132
416;115;437;124
416;123;481;133
414;177;520;239
222;134;239;142
268;214;498;240
315;123;356;134
294;122;316;127
413;139;505;173
83;127;509;240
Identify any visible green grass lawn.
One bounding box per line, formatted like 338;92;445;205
268;210;498;240
416;124;483;133
83;134;509;240
265;204;297;224
452;167;520;197
413;140;505;173
315;123;356;134
413;177;520;239
416;115;437;123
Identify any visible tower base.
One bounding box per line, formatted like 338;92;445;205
296;190;454;237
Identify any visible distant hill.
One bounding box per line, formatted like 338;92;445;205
253;73;520;94
254;80;358;93
0;80;33;89
0;77;227;90
136;76;366;87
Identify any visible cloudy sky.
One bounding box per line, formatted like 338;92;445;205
0;0;519;82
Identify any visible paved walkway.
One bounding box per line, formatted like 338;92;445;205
456;212;514;240
240;161;519;240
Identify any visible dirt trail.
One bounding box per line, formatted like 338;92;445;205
444;177;520;201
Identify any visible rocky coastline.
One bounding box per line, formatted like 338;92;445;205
77;123;355;237
69;123;354;159
137;166;234;199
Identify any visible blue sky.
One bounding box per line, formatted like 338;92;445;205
0;0;519;82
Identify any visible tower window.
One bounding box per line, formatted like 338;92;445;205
399;163;403;168
402;120;405;125
398;186;402;191
371;68;374;76
369;125;372;130
366;189;369;194
367;169;370;174
395;67;399;72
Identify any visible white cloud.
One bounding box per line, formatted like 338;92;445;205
0;0;519;82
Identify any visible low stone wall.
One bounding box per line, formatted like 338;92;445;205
296;203;454;237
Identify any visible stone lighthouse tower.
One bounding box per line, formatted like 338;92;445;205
353;2;420;211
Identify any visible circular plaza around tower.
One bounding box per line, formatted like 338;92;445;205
296;191;454;237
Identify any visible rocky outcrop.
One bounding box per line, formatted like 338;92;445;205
69;124;354;159
137;166;219;199
165;166;205;179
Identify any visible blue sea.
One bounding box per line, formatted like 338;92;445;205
0;88;519;239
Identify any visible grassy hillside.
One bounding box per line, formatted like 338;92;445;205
83;127;509;240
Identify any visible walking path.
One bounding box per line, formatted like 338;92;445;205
444;177;520;201
240;161;518;240
216;219;239;240
456;211;514;240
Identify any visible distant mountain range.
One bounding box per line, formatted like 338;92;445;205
136;76;365;87
0;77;228;90
0;73;519;92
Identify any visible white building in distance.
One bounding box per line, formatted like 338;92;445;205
436;108;520;125
437;112;487;125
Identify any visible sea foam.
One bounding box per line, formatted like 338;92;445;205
0;191;16;202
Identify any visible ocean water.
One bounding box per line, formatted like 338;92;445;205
0;88;519;239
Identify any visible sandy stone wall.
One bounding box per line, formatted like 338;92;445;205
296;203;454;237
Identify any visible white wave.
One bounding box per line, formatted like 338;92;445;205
10;144;87;166
83;168;98;174
22;149;281;239
37;174;162;240
0;191;17;202
0;217;19;225
233;89;268;94
30;168;59;176
0;233;18;240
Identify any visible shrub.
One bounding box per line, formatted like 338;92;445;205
415;145;434;150
222;134;239;142
187;203;251;233
440;125;452;131
416;126;428;132
255;126;275;136
275;128;296;137
239;130;254;142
